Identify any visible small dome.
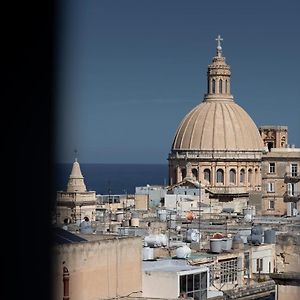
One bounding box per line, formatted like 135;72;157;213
172;100;263;151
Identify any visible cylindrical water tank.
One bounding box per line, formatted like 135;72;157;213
80;221;93;234
248;234;262;245
176;245;191;258
264;229;276;244
210;239;223;253
144;234;168;247
232;235;244;250
186;229;200;243
158;209;167;222
122;219;130;227
143;247;154;260
221;238;233;251
116;211;124;222
109;223;120;233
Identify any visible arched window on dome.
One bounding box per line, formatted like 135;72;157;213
212;79;216;93
240;169;245;184
204;169;211;184
181;168;186;180
229;169;236;184
216;169;224;184
225;79;228;93
248;169;253;186
192;168;198;180
219;79;223;94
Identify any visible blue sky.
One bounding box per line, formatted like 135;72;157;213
54;0;300;164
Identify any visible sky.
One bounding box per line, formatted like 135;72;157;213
54;0;300;164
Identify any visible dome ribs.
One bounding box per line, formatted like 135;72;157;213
199;103;212;150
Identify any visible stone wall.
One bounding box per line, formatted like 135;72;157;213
52;236;142;300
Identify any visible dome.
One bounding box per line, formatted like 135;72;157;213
172;100;263;151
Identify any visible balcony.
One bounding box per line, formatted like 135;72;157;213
284;172;300;183
283;192;300;202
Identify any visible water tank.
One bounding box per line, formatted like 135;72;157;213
221;238;233;251
158;209;167;222
80;220;93;234
186;229;200;243
244;214;252;223
176;245;192;258
144;234;168;247
238;229;251;243
247;234;262;245
251;225;263;235
232;234;244;250
222;207;234;213
210;239;223;253
122;219;130;227
143;247;154;260
109;223;120;233
264;229;276;244
116;211;124;222
243;206;256;217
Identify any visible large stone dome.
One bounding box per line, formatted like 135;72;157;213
172;99;263;151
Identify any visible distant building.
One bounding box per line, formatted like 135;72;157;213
56;158;97;224
260;126;300;216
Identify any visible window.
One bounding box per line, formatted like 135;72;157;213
204;169;211;183
225;79;228;93
180;272;207;300
229;169;236;184
240;169;245;183
181;168;186;179
291;164;298;177
248;169;253;185
216;169;224;184
220;258;238;284
256;258;263;272
287;183;295;196
212;79;216;93
267;182;275;193
269;163;275;173
269;200;275;209
219;79;223;93
192;168;198;179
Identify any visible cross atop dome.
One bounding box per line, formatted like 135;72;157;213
215;34;223;56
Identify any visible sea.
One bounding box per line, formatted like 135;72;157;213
54;163;168;195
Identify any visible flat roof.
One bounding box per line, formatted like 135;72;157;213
143;258;207;273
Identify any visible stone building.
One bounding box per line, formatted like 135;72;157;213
52;228;142;300
168;36;264;203
56;158;97;224
260;126;300;216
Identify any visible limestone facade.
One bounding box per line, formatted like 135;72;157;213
52;235;142;300
56;158;97;224
261;147;300;216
